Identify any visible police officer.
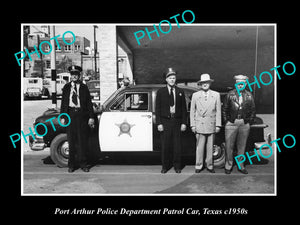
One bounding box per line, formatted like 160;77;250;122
155;68;188;173
60;65;95;173
222;75;256;174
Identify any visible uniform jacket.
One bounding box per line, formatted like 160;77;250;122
60;81;94;118
222;89;256;124
190;90;222;134
155;86;188;125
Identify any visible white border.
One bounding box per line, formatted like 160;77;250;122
21;23;277;196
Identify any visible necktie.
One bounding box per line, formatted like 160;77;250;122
72;84;78;106
239;94;243;105
170;87;174;107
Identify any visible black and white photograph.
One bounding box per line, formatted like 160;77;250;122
5;5;298;221
20;23;276;195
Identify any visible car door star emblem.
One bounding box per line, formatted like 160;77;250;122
115;118;135;137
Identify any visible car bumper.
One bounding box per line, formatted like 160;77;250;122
29;134;46;151
250;123;268;129
254;133;272;150
26;91;42;97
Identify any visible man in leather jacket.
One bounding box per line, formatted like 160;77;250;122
222;75;256;174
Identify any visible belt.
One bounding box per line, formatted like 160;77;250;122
68;106;81;112
161;114;178;119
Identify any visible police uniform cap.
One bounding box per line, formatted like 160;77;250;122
68;65;82;74
165;68;177;78
234;74;248;82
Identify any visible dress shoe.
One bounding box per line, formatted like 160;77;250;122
161;169;167;174
195;169;202;173
238;168;248;174
207;168;215;173
82;167;90;172
68;168;75;173
224;169;231;174
175;169;181;174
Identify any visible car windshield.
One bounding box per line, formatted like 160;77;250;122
102;86;126;109
28;79;40;84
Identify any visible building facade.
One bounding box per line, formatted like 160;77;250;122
24;34;91;78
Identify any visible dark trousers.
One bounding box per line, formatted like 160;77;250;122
67;108;89;169
160;118;182;170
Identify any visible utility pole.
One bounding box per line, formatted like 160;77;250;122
50;26;57;109
93;25;98;77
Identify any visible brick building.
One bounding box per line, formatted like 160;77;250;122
24;33;91;78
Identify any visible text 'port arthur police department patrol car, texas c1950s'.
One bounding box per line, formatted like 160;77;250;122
29;84;270;168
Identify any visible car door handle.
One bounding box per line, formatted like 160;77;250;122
141;115;152;118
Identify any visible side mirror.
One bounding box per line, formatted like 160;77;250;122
99;104;104;113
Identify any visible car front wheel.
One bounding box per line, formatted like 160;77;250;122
50;133;69;168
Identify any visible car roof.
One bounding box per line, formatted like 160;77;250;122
124;84;198;92
101;84;199;109
123;84;230;96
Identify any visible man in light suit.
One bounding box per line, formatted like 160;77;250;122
190;74;221;173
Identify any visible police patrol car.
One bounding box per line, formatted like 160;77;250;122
30;84;270;168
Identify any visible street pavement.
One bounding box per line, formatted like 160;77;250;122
23;150;275;195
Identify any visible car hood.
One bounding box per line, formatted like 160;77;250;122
42;108;60;116
34;108;60;124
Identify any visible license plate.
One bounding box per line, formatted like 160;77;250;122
29;92;39;96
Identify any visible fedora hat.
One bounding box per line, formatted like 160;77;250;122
165;67;177;78
197;73;214;83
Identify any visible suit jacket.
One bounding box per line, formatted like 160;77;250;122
190;90;221;134
155;86;188;125
222;89;255;124
60;81;94;119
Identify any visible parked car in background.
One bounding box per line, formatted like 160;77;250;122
86;80;101;107
42;78;67;98
23;77;43;99
42;73;71;98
